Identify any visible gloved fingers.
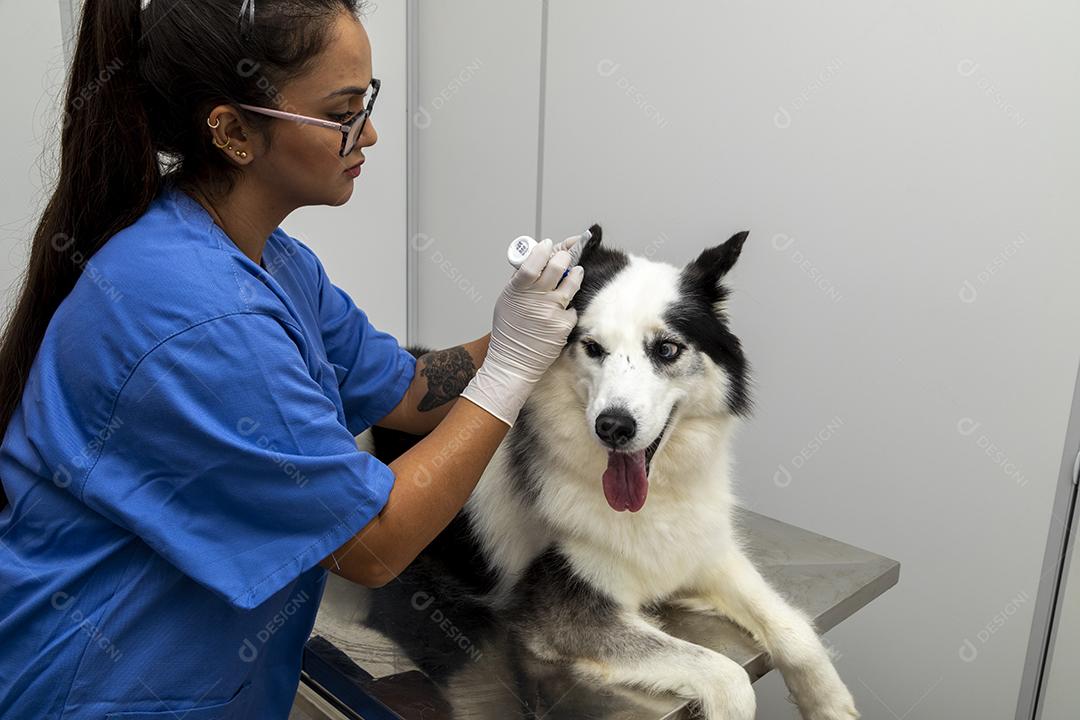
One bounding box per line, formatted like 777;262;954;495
536;248;574;291
510;237;554;290
553;265;584;308
552;234;577;257
553;235;588;268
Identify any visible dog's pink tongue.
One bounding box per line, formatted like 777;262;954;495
602;450;649;512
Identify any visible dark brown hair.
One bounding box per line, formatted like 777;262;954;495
0;0;365;508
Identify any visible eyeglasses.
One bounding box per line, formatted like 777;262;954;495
235;79;380;158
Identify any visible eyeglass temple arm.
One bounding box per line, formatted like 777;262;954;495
234;104;346;131
234;80;378;131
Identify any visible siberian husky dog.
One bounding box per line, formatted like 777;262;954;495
365;226;859;719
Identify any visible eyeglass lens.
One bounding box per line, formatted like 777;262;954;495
342;84;376;156
344;116;365;156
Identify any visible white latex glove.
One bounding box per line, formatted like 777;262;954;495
461;237;585;427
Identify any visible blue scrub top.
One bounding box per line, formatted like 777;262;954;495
0;180;417;719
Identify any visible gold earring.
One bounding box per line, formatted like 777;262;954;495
234;149;248;159
212;137;229;149
207;116;221;129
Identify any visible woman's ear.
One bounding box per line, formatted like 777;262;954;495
207;104;253;165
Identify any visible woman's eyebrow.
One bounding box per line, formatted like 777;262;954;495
324;82;371;99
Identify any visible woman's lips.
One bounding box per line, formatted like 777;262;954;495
344;158;365;177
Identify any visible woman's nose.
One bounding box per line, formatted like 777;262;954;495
359;118;378;148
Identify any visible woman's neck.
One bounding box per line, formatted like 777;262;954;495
186;179;290;267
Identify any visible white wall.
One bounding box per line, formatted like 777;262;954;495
413;0;545;348
0;1;65;309
415;1;1080;717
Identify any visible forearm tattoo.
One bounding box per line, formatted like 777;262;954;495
416;346;476;412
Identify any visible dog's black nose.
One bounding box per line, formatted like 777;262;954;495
595;410;637;449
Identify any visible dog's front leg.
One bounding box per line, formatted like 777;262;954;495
556;612;759;720
674;546;859;720
506;548;757;720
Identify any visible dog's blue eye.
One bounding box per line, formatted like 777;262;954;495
657;342;681;360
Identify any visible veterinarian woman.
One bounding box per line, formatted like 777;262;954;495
0;1;584;717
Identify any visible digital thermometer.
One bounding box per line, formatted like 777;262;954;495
507;229;592;284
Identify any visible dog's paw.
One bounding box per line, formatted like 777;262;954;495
783;660;859;720
803;704;859;720
698;673;756;720
797;682;859;720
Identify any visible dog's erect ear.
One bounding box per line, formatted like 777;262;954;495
682;230;749;311
567;223;633;318
691;230;748;280
578;223;603;264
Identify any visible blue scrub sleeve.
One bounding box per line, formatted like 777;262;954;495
305;246;417;436
78;312;397;611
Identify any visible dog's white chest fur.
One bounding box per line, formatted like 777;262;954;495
465;400;741;609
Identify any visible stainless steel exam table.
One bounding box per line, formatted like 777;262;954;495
290;506;900;720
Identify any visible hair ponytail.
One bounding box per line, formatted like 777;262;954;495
0;0;158;509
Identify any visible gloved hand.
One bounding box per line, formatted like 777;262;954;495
461;237;585;427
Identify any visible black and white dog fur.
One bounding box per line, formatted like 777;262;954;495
363;226;859;719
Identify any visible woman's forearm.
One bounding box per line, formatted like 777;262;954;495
379;333;490;435
321;391;508;586
323;333;494;585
